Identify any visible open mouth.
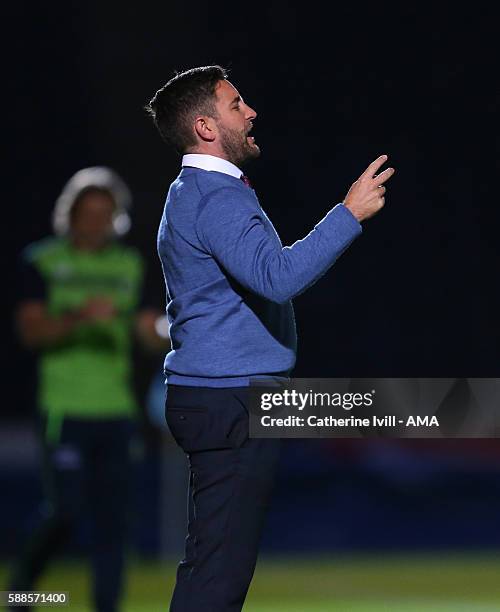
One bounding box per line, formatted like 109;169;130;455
246;127;256;144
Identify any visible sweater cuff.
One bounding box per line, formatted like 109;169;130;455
337;202;363;232
326;202;363;239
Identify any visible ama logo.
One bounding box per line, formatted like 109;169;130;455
406;416;439;427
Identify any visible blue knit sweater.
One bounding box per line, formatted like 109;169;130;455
157;167;362;387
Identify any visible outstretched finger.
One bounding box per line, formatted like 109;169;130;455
360;155;388;180
373;166;395;186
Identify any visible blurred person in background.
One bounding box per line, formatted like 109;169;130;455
8;167;169;612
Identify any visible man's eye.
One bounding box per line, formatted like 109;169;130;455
233;105;240;110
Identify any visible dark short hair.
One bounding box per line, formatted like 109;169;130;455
145;65;228;154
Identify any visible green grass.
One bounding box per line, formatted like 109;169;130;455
3;553;500;610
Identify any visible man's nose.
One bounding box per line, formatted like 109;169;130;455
245;104;257;120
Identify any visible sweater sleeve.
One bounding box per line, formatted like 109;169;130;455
196;186;362;305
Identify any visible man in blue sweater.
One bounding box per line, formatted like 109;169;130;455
146;65;394;611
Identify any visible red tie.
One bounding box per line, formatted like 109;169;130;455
240;174;253;189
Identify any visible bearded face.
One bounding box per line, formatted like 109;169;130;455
217;120;261;167
213;80;260;167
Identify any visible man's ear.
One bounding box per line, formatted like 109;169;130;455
194;116;216;143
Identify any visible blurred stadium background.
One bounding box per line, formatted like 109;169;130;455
4;2;499;610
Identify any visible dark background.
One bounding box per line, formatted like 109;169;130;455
3;2;500;555
7;3;499;407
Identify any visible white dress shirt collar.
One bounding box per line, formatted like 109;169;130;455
182;154;243;180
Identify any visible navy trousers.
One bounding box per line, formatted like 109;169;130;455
165;385;281;612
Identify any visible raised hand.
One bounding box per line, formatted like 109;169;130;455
343;155;395;222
